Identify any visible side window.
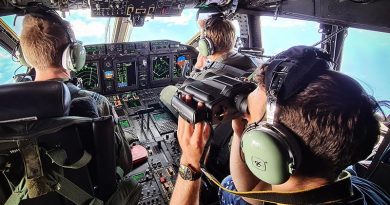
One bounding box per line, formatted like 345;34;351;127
1;15;25;84
260;16;321;55
0;46;26;84
340;28;390;114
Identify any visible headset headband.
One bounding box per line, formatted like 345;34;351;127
26;9;75;44
204;13;225;31
264;46;332;123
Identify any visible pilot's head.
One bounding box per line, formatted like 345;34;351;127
246;51;380;180
199;14;236;56
20;13;72;73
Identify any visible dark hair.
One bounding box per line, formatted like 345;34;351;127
258;67;380;179
278;71;380;177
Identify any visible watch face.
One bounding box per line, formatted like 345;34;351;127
179;164;193;180
179;164;201;181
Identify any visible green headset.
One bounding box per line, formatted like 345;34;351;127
240;46;332;185
198;14;224;57
16;9;86;72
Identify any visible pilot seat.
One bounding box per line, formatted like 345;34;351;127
0;81;141;205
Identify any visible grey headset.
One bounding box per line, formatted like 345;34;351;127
198;14;224;57
240;46;332;185
16;9;86;72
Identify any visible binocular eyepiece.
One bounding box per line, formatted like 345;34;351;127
171;75;256;124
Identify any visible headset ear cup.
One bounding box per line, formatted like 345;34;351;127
204;37;214;56
62;44;73;71
62;43;86;72
71;42;86;71
198;38;210;57
272;123;302;171
240;123;296;185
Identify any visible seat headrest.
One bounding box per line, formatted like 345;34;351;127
0;81;71;122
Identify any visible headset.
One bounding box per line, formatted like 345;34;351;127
198;13;225;57
240;46;333;185
15;9;86;72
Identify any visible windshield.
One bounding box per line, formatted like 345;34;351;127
131;9;198;43
261;16;321;55
261;17;390;114
340;28;390;114
0;9;199;85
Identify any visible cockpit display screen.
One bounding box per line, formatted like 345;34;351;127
173;55;190;78
115;61;137;90
104;70;114;79
151;56;170;80
76;61;100;91
85;45;106;55
119;119;131;128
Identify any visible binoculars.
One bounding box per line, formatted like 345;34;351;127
171;75;256;124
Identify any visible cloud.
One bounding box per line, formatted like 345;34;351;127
70;19;107;38
61;9;108;43
0;50;9;59
146;9;196;26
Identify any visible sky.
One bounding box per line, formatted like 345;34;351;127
0;9;389;113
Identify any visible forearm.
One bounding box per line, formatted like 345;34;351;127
230;133;261;190
230;133;269;205
170;176;200;205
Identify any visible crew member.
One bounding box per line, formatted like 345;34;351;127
170;46;390;205
191;13;259;79
19;11;132;174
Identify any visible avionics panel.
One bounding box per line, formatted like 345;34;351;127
102;58;115;93
76;61;101;92
150;55;171;85
172;54;191;79
85;44;106;56
83;40;198;94
114;60;138;92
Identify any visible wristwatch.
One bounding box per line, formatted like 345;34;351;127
179;164;202;181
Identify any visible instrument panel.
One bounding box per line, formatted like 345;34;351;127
76;40;197;205
77;40;197;94
107;87;180;205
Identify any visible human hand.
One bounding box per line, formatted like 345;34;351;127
198;19;206;30
194;53;208;70
232;87;267;138
232;117;247;138
177;96;211;171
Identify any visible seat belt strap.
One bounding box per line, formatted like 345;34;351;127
201;169;354;204
46;148;92;169
365;128;390;179
4;177;27;205
47;171;103;205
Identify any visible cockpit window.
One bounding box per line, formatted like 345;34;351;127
131;9;198;43
340;28;390;113
0;46;25;84
0;15;25;85
260;16;321;55
64;10;110;45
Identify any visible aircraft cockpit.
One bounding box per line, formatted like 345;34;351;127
0;1;389;205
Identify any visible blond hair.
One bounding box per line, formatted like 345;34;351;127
205;18;236;53
20;14;69;70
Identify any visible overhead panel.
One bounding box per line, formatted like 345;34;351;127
1;0;189;27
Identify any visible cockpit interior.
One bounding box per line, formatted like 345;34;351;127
0;0;389;205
